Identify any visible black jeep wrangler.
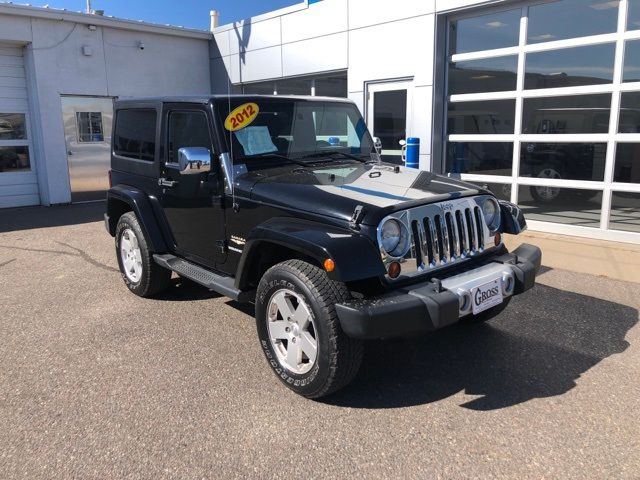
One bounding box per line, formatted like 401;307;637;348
105;95;541;398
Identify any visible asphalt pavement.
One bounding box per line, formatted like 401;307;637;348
0;202;639;479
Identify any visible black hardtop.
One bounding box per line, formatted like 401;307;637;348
114;94;354;110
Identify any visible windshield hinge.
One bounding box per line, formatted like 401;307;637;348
349;205;366;230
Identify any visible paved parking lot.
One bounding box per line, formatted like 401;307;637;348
1;203;639;479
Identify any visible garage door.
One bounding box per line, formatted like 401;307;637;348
0;43;38;208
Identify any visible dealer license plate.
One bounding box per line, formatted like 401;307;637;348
471;278;503;315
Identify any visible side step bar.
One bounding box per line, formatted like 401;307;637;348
153;254;253;302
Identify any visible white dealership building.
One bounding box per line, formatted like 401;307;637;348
1;0;639;245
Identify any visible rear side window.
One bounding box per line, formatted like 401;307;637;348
113;109;157;161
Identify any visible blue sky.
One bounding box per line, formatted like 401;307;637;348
24;0;303;29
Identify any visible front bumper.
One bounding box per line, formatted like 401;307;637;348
335;244;541;339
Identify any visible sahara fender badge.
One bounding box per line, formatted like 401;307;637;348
224;102;259;131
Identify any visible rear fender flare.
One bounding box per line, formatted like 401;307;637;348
106;185;168;252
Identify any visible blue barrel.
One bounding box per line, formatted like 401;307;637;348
406;137;420;169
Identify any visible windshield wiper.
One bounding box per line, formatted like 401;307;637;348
251;153;310;167
302;151;370;163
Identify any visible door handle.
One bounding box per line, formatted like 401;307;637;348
158;177;178;188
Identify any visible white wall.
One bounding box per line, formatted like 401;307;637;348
211;0;439;170
0;9;212;206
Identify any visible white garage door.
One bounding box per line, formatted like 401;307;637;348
0;43;38;208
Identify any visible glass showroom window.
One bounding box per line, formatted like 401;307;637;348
445;0;640;242
0;113;31;173
243;72;347;98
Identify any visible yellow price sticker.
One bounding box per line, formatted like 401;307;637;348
224;102;259;131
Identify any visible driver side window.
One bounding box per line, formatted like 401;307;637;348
167;110;212;164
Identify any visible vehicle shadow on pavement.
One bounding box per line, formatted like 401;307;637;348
0;202;106;233
325;283;638;410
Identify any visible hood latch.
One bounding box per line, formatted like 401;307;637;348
349;205;365;230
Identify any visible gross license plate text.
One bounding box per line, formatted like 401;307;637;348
471;278;503;315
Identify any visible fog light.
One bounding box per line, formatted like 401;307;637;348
494;232;502;246
323;258;335;272
388;262;401;279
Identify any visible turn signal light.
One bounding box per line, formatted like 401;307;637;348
323;258;335;272
388;261;401;279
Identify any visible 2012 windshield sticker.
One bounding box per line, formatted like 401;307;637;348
225;103;259;131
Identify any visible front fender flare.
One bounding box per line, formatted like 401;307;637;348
499;200;527;235
235;217;385;288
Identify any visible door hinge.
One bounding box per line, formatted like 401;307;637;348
215;240;227;253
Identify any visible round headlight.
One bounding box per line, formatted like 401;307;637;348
482;198;501;232
379;218;410;258
381;219;401;252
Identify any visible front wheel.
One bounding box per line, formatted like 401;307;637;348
255;260;363;399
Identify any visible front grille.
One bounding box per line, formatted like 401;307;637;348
378;195;497;280
410;204;485;269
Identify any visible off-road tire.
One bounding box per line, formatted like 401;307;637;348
115;212;171;297
255;260;364;399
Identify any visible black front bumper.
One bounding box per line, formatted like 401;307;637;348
335;244;541;339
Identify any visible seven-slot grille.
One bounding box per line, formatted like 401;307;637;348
410;204;486;269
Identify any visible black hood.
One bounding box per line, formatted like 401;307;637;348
236;162;486;226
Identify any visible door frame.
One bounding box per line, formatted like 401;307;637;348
60;94;116;203
365;77;414;160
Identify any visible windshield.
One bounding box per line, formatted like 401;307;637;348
219;98;375;164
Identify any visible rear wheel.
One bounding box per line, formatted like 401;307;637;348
255;260;363;398
115;212;171;297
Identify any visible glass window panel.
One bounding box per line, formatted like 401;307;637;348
525;44;615;89
528;0;619;44
518;186;602;227
76;112;104;142
373;89;407;151
448;100;515;135
243;81;275;95
522;94;611;134
623;40;640;83
610;192;640;232
446;142;513;176
315;74;348;97
277;77;312;95
0;146;30;172
449;9;521;54
448;55;518;95
619;92;640;133
629;0;640;30
520;143;606;181
167;111;211;164
0;113;27;140
113;109;157;161
614;143;640;182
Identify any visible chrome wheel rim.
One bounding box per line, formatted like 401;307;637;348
120;228;143;282
535;168;561;201
267;289;318;375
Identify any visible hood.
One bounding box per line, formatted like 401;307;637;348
237;162;486;225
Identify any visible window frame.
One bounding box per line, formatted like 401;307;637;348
164;107;215;168
75;111;105;143
0;111;33;175
439;0;640;244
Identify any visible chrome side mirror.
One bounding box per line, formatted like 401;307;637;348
177;147;211;175
373;136;382;154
